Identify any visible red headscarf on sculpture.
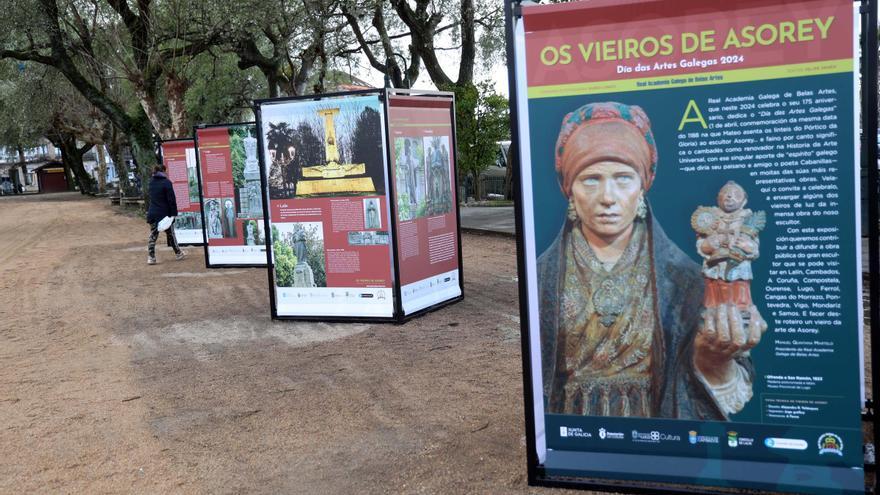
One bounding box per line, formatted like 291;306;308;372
554;102;658;197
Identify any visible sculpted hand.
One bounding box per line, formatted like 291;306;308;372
736;238;758;255
694;304;766;386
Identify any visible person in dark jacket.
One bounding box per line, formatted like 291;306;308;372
146;164;186;264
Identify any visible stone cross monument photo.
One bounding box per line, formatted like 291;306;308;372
296;107;375;196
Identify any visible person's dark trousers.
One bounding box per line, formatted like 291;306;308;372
148;221;182;258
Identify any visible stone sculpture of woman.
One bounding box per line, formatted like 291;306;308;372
366;200;379;229
246;222;255;245
293;225;308;266
208;202;223;238
224;199;236;237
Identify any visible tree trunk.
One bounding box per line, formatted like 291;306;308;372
108;127;132;193
471;170;482;201
3;0;160;178
108;143;130;193
122;115;159;201
54;135;94;194
10;147;24;193
61;158;76;192
48;131;90;194
10;167;21;193
68;147;94;194
267;72;279;98
96;145;108;193
136;86;169;140
165;71;189;138
504;146;515;200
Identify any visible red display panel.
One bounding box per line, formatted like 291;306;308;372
160;139;204;245
388;95;462;314
195;124;267;266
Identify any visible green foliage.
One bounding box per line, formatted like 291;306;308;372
303;226;326;287
130;114;160;193
266;120;323;197
350;107;384;190
229;126;249;188
187;164;200;203
272;225;297;288
396;192;411;220
446;81;510;197
184;53;265;125
475;1;506;67
0;0;509;191
480;199;514;207
0;62;53;150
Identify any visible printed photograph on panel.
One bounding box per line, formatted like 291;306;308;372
205;197;237;239
424;136;453;216
348;230;390;246
363;198;381;229
272;222;326;287
538;102;766;420
394;137;426;221
185;147;199;204
175;211;202;231
262;96;385;199
230;124;264;220
242;219;264;246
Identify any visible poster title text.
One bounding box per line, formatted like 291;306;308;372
538;17;834;66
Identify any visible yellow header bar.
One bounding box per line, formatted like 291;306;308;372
527;58;852;99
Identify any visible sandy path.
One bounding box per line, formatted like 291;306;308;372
0;194;181;493
0;193;584;494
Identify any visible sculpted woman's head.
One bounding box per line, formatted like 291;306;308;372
555;102;657;244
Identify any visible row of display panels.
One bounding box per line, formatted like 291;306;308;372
157;90;462;321
507;0;869;494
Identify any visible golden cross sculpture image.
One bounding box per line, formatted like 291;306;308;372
317;108;340;163
297;107;374;195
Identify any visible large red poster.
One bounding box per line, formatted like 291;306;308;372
160;139;204;245
196;124;266;266
388;95;461;314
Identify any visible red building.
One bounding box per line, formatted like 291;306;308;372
34;162;69;193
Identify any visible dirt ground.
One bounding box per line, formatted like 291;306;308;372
2;193;873;495
0;192;588;494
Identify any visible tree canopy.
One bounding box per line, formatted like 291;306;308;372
0;0;509;198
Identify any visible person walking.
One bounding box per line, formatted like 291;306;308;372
146;164;186;264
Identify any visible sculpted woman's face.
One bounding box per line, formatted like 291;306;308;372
571;161;642;242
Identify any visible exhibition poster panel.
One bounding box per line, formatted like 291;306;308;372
161;139;204;245
259;94;394;317
196;124;267;266
515;0;862;493
388;96;462;315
